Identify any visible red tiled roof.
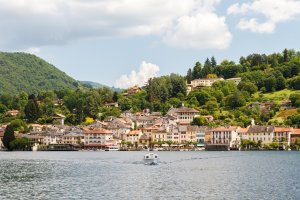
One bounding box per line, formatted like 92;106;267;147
83;128;112;134
274;127;292;132
292;129;300;135
213;126;238;132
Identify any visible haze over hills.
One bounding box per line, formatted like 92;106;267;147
0;52;119;95
80;81;122;92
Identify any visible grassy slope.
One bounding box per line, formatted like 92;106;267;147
252;89;298;103
252;89;300;122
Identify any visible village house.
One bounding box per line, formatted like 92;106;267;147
42;133;63;146
167;106;200;124
104;102;119;108
290;129;300;146
7;110;20;117
273;127;292;146
83;127;115;149
236;127;249;141
125;130;143;146
206;126;239;150
151;130;168;143
195;126;209;147
226;77;241;85
246;125;275;145
106;118;132;139
60;132;84;147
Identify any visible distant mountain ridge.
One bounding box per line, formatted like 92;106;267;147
0;52;80;94
80;81;122;92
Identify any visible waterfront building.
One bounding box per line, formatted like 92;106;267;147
195;126;209;147
126;130;143;145
274;127;292;146
60;132;84;147
151;131;168;142
42;133;63;145
206;126;239;150
83;127;115;149
290;129;300;146
246;125;275;144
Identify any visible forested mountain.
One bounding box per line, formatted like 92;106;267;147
80;81;122;92
0;49;299;127
0;52;80;94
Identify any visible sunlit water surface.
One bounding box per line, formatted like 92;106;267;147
0;151;299;200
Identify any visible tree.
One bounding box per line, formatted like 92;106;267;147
283;48;289;62
186;68;193;84
225;91;246;108
289;93;300;107
2;119;28;150
238;81;258;95
191;116;208;126
288;75;300;90
211;56;217;68
192;62;202;79
264;76;277;92
112;91;118;102
205;100;218;114
276;76;286;90
24;95;40;122
2;124;16;151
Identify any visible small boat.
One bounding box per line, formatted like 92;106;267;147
143;153;159;165
105;146;119;151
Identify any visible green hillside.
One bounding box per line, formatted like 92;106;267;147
0;52;79;94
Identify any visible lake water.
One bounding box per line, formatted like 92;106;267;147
0;151;299;200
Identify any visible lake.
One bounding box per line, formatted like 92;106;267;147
0;151;299;200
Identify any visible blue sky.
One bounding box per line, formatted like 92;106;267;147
0;0;300;88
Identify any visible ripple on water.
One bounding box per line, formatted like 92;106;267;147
0;151;299;200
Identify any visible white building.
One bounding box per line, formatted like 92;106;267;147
126;130;143;145
167;106;200;124
83;127;115;149
190;78;224;88
246;125;274;145
208;126;239;150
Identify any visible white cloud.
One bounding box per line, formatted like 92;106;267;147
227;0;300;33
163;12;232;49
114;61;160;88
0;0;231;50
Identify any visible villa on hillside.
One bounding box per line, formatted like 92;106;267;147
187;77;241;93
167;106;200;124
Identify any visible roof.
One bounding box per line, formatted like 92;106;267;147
212;126;238;132
274;127;292;132
292;129;300;135
128;130;142;135
237;127;249;133
83;127;112;134
247;125;274;133
192;78;224;81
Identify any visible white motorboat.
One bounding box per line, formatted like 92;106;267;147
105;146;119;151
143;153;159;165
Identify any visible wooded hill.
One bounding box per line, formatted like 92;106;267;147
0;52;79;94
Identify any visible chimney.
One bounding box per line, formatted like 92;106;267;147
251;119;255;126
